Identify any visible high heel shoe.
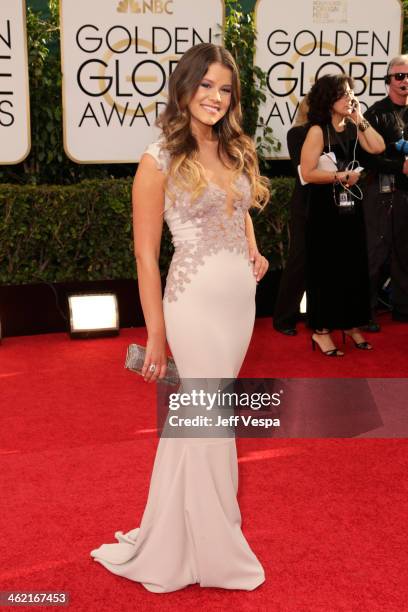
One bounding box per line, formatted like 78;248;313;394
311;331;344;357
342;330;373;350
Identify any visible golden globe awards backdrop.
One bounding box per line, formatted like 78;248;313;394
255;0;403;159
60;0;223;163
0;0;30;164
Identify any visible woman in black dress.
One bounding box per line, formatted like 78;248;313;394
300;74;385;355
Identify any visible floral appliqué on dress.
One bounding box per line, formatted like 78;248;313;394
144;142;253;302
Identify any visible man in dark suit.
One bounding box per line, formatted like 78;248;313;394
361;55;408;329
273;122;309;335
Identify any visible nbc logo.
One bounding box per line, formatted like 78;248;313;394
117;0;174;14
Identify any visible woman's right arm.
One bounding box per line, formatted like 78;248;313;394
300;125;359;186
132;153;167;383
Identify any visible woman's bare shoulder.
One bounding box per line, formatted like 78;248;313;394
306;124;323;137
303;124;324;145
142;140;169;172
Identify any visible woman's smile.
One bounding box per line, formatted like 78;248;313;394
201;104;220;114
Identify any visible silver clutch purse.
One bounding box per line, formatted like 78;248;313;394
125;343;180;385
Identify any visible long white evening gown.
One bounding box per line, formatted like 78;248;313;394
90;141;265;593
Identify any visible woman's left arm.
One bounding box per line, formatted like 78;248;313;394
351;100;385;154
245;212;269;282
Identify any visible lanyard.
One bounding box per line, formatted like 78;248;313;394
326;123;351;162
327;124;362;202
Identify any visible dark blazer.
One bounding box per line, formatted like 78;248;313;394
273;124;309;328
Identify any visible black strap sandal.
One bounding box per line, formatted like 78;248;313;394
342;331;373;350
312;331;344;357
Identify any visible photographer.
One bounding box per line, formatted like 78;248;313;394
362;54;408;328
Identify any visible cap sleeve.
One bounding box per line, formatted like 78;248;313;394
143;141;169;172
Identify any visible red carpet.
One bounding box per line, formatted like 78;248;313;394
0;314;407;611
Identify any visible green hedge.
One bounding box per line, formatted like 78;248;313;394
0;177;294;285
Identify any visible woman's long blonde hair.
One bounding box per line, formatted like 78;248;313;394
157;43;270;208
293;96;310;126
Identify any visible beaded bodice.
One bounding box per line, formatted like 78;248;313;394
144;141;252;302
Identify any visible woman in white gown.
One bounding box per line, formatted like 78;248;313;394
91;43;270;593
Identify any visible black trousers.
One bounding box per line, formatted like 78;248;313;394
273;185;308;328
363;181;408;318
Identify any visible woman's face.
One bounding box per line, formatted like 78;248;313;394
187;62;233;130
331;83;355;117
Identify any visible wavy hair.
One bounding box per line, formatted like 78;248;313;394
307;74;354;126
156;43;270;208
